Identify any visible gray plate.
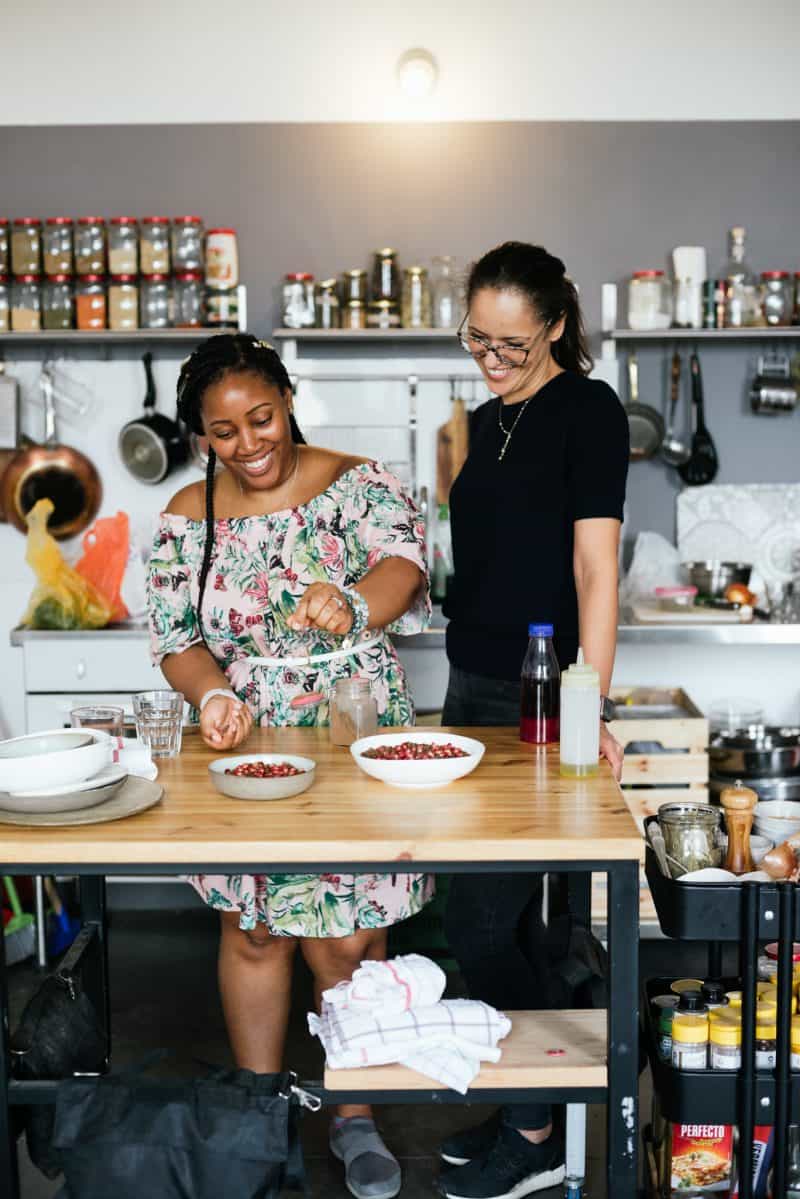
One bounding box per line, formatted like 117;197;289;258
0;774;127;815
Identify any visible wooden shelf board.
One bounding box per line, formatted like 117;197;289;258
611;327;800;341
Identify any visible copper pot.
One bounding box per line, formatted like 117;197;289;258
0;368;101;539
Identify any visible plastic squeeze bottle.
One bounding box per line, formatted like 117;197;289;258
559;648;600;777
520;623;561;744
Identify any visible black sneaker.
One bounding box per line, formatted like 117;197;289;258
439;1112;502;1166
437;1125;566;1199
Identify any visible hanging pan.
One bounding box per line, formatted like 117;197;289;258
119;352;189;484
625;351;665;461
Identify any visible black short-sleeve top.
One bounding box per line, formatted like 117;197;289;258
443;371;629;681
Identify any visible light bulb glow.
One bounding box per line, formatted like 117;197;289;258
396;49;438;99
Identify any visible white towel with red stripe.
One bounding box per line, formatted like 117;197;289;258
309;954;512;1094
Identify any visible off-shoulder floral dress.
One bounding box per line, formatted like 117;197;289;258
147;460;434;938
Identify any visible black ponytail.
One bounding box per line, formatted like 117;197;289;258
177;333;307;639
466;241;593;375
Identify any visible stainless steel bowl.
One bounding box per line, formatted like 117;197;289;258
683;560;752;597
709;726;800;778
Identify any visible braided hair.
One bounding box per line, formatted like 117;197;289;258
176;333;306;636
466;241;593;375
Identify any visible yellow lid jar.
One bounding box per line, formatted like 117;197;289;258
709;1014;742;1071
671;1012;709;1070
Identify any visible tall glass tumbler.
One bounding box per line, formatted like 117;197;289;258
132;690;184;759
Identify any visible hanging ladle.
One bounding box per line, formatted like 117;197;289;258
661;351;691;467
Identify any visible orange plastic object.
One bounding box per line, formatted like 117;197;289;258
75;511;130;623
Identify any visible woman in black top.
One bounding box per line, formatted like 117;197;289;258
437;243;629;1199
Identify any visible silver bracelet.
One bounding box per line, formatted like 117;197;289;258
199;687;239;712
340;586;370;639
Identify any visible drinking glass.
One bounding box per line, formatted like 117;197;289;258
132;690;184;758
70;705;124;737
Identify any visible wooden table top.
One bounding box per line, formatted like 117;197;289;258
0;728;641;868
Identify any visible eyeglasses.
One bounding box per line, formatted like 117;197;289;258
456;315;535;367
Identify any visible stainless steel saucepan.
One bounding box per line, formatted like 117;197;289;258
709;726;800;778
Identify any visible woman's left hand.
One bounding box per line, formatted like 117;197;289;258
599;723;624;782
287;582;354;636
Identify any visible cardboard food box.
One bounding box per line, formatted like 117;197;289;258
666;1123;733;1196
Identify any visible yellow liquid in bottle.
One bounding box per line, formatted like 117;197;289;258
559;762;599;778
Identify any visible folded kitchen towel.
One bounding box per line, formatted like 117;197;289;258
322;953;446;1014
111;738;158;782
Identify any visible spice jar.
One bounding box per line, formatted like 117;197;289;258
671;978;705;996
367;300;400;329
282;273;315;328
108;217;139;275
401;266;431;328
341;269;368;304
371;248;400;303
173;271;204;327
342;300;366;330
757;986;798;1015
74;217;106;275
314;278;340;329
792;1016;800;1070
42;275;74;330
671;1011;709;1070
0;276;10;332
330;678;378;747
75;275;106;330
0;220;8;275
43;218;73;275
204;287;239;329
140;217;171;275
651;995;679;1062
709;1014;741;1070
701;982;729;1011
140;274;171;328
205;228;238;289
761;271;793;326
658;803;721;874
172;216;204;272
11;276;41;331
11;219;41;275
755;1016;777;1069
108;275;139;330
627;269;672;330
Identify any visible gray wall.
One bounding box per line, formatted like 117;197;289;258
2;121;799;544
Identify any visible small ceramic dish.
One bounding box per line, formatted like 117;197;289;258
350;732;485;789
208;754;316;800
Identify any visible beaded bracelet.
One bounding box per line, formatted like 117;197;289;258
340;585;370;640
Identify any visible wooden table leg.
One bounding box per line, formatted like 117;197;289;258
607;859;640;1199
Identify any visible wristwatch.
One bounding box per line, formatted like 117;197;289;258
600;694;617;723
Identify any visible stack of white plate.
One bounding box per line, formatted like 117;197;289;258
0;729;128;814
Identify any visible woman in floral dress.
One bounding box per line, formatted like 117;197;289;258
147;333;431;1199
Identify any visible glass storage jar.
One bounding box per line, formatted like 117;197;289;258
75;275;106;330
11;275;42;331
43;218;73;275
0;276;9;331
658;802;721;874
11;219;41;275
670;1012;709;1070
42;275;74;330
74;217;106;275
314;278;340;329
342;300;366;330
341;269;368;304
282;273;315;328
108;217;139;275
760;271;793;326
794;273;800;326
205;228;238;289
431;255;460;328
173;271;204;327
204;287;239;329
367;300;400;328
755;1017;777;1069
401;266;431;328
371;248;400;303
172;216;204;272
140;274;171;328
709;1014;741;1070
0;220;8;275
108;275;139;330
627;269;672;330
140;217;171;275
330;677;378;746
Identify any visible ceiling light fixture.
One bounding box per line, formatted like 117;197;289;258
396;48;439;99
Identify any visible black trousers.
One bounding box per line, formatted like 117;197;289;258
442;663;552;1130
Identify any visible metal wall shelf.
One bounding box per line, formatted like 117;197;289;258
611;327;800;342
273;327;458;342
0;329;213;345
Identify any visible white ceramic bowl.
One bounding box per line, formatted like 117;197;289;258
0;729;112;793
753;800;800;843
208;754;316;800
350;732;485;789
719;832;774;864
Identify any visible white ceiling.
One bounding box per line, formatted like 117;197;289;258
3;0;800;124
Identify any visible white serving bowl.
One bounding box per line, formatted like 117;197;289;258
0;729;112;793
350;732;485;789
719;832;774;865
208;754;316;801
753;800;800;843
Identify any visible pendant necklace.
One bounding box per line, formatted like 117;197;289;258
497;396;533;462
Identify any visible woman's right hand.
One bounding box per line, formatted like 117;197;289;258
199;694;253;750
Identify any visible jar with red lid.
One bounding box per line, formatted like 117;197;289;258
282;273;315;328
0;275;9;331
74;218;106;275
173;271;203;327
43;275;74;330
172;217;204;272
11;219;42;275
108;217;139;275
0;220;8;275
43;218;73;275
205;228;238;290
75;275;106;330
108;275;139;330
760;271;793;326
140;217;171;275
11;275;42;331
627;269;672;330
140;274;172;328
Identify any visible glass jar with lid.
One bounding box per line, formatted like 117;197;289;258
108;275;139;330
74;217;106;275
11;275;42;331
431;255;460;328
314;278;340;329
173;271;204;327
75;275;106;330
43;275;74;330
0;276;9;332
760;271;793;326
0;220;8;275
367;300;400;329
11;219;42;275
108;217;139;275
43;218;73;275
341;269;368;304
172;216;204;272
282;273;315;328
205;228;238;289
401;266;431;328
140;274;172;328
330;678;378;746
205;287;239;329
371;248;400;303
140;217;171;275
342;300;366;330
627;269;672;330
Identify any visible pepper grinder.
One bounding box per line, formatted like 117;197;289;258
720;781;758;875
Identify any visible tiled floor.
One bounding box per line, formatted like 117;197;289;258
8;905;739;1198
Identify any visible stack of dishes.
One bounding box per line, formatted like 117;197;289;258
0;729;126;815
